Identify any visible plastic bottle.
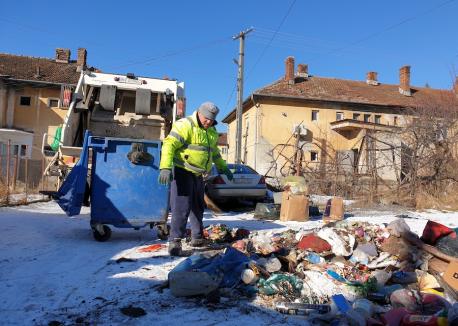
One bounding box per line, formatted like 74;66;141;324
352;299;373;320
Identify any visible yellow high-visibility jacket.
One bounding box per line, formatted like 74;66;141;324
159;111;227;175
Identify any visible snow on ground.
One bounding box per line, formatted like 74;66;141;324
0;201;457;326
1;193;47;205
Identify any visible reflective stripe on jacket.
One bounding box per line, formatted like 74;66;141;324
159;111;227;175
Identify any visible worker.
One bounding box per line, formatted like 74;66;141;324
158;102;233;256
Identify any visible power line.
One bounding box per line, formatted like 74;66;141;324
309;0;457;62
224;0;297;110
108;37;232;70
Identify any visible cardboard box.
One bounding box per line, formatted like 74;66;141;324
443;261;458;292
323;197;344;221
280;191;309;222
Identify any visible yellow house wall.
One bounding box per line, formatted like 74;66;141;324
226;99;403;180
13;86;67;159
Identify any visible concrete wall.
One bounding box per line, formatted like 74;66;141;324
226;98;402;180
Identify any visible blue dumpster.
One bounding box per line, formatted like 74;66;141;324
88;136;170;241
57;132;170;241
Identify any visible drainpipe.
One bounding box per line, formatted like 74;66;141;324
252;94;259;171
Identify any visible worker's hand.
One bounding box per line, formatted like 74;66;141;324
221;167;234;181
158;169;172;185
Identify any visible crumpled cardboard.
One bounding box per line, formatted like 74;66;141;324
323;197;344;221
280;191;309;222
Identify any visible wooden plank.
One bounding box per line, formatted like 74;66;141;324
204;194;222;214
402;231;458;263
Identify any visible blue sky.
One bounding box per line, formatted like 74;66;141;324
1;0;457;131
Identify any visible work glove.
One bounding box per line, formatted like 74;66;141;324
158;169;172;185
221;167;234;181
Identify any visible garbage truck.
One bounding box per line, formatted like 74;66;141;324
46;70;185;241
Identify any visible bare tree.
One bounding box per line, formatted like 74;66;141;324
399;89;458;205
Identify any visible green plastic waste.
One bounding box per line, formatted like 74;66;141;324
258;273;303;296
50;125;62;151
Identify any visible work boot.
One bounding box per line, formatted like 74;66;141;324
168;238;182;256
190;238;205;247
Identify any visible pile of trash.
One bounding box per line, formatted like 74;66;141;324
168;219;458;325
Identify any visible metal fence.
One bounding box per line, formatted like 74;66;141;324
0;141;54;206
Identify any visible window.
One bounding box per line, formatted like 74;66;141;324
364;114;371;122
311;110;319;121
336;112;344;121
221;147;227;155
393;116;398;126
20;145;27;157
374;115;381;124
59;84;75;108
48;98;59;108
353;113;361;120
310;151;318;162
20;96;31;106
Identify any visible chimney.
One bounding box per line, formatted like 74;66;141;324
55;48;71;63
399;65;411;96
34;66;41;78
76;48;87;72
296;64;309;78
284;56;295;85
366;71;379;85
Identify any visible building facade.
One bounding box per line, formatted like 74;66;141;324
222;57;455;182
0;48;87;160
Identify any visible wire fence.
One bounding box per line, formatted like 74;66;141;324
0;142;55;206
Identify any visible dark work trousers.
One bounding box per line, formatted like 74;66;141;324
169;166;205;240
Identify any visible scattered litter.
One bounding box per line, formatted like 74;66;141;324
138;244;166;252
120;305;146;318
164;219;458;324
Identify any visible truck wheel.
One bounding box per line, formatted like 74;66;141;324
93;225;112;242
156;224;170;241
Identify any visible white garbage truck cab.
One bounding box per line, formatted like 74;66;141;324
46;70;185;179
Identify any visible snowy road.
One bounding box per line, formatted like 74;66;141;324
0;201;457;325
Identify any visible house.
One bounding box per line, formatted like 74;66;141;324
222;56;456;182
0;48;87;161
217;132;228;161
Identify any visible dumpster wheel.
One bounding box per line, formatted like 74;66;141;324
92;224;112;242
156;224;170;241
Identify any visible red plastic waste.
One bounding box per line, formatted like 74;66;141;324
420;220;454;245
297;234;331;252
382;308;411;326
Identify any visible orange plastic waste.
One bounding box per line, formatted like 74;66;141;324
138;244;166;252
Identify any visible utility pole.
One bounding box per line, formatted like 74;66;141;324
233;27;253;164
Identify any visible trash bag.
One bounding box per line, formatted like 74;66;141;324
281;176;308;194
254;203;281;220
435;232;458;258
168;247;249;297
56;131;90;216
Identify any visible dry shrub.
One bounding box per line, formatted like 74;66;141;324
415;183;458;211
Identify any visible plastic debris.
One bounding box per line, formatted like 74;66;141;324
257;256;282;273
386;218;411;237
137;244;166;252
297;233;331;253
164;216;457;325
254;203;281;220
420;220;454;245
275;301;330;315
317;227;355;256
352;298;374;320
258;274;303;297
